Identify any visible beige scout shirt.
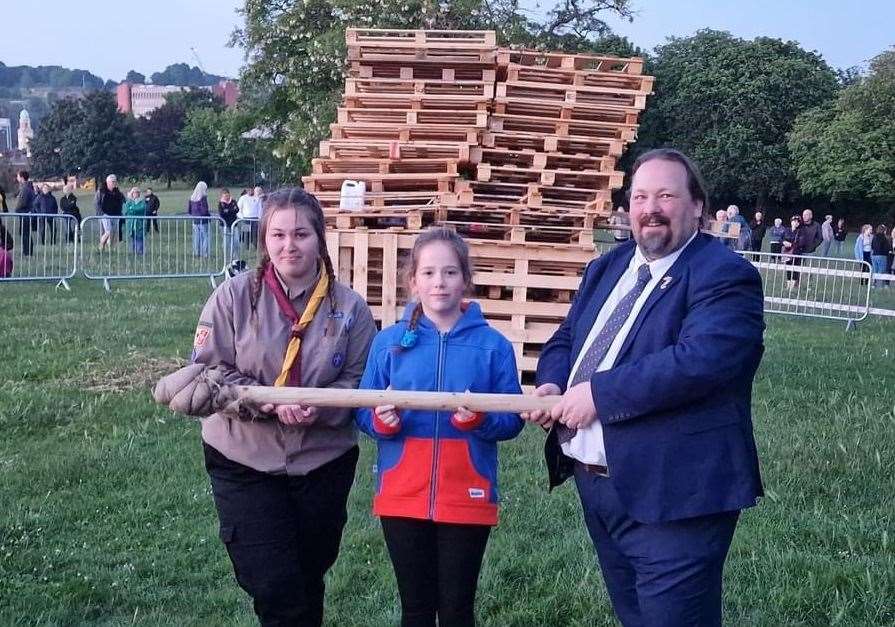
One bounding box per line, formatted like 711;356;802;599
194;269;377;475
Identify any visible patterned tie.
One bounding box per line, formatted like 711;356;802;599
557;263;653;444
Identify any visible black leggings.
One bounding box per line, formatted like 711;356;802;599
204;443;359;627
381;517;491;627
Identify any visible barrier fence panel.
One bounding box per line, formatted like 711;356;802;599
79;215;227;290
227;218;260;270
741;251;872;324
0;213;78;289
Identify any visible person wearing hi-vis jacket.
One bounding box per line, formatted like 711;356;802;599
356;227;524;627
154;187;376;627
523;149;765;627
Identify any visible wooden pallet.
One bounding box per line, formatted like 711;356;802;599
318;140;472;162
324;207;435;230
497;49;644;75
312;158;458;176
481;132;625;159
489;113;638;142
313;190;440;210
494;97;641;125
351;63;497;82
506;63;654;93
347;28;497;49
470;147;616;172
343;93;492;112
337;108;489;127
497;80;649;110
302;172;457;193
443;180;614;212
345;77;495;98
476;163;624;189
330;123;480;144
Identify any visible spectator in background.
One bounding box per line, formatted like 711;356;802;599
0;219;13;277
124;187;148;255
833;218;847;257
0;184;8;212
59;183;82;243
726;205;751;251
800;209;823;255
769;217;786;259
713;209;729;242
870;225;890;288
237;186;263;247
15;170;36;256
819;214;834;257
144;187;161;235
218;188;239;258
782;215;807;289
609;206;631;245
188;181;211;258
889;225;895;275
96;174;125;250
36;183;59;245
749;211;767;252
854;224;873;285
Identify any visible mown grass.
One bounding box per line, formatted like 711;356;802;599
1;274;893;626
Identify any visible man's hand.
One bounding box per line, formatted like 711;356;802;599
260;403;319;426
551;381;597;430
521;383;562;428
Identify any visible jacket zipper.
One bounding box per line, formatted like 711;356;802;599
428;331;448;519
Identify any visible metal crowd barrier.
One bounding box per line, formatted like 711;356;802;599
79;215;227;291
740;251;873;326
227;218;260;270
0;212;78;289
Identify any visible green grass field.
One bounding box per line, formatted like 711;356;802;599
1;185;894;624
1;271;894;625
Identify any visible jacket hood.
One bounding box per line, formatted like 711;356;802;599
400;300;489;336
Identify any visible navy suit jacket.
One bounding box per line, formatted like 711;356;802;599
537;233;765;524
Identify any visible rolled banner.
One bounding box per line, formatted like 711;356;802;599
236;386;561;414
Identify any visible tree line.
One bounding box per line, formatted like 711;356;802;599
28;1;895;221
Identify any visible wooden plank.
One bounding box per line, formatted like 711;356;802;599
497;48;644;75
381;232;399;326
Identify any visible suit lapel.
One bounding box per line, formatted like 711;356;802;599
615;233;709;361
573;247;635;358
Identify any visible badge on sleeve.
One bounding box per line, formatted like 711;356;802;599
193;322;212;349
332;351;345;369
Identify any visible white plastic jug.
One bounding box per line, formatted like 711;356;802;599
339;180;366;211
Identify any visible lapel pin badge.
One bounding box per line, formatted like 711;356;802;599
660;276;673;290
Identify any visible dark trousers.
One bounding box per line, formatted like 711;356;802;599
381;517;491;627
39;216;57;245
204;443;359;627
148;214;159;233
20;215;33;256
574;465;739;627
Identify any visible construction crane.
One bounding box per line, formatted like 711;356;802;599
190;46;208;75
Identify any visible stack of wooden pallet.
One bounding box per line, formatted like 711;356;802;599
440;48;652;246
306;29;652;381
303;28;498;229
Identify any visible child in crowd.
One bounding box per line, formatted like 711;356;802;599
356;227;524;627
123;187;147;255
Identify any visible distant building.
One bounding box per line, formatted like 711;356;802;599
17;109;34;156
0;118;11;152
116;80;240;117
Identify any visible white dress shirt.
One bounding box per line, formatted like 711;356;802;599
562;231;698;466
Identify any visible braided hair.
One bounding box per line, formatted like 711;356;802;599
249;187;338;324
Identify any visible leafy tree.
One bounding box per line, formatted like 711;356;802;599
125;70;146;84
29;99;85;178
150;63;225;86
633;30;839;208
136;91;224;187
232;0;634;170
176;107;254;185
61;92;135;185
789;49;895;206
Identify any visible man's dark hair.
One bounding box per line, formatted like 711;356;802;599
631;149;710;214
18;170;29;181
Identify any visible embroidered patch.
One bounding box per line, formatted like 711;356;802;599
331;351;345;368
193;322;211;349
659;276;673;290
328;310;345;319
468;488;486;499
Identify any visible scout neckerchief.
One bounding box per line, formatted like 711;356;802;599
263;263;329;387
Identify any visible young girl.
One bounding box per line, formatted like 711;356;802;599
356;227;524;627
123;187;147;255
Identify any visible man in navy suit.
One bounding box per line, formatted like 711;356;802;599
524;149;764;626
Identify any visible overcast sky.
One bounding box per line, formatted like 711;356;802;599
1;0;892;81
